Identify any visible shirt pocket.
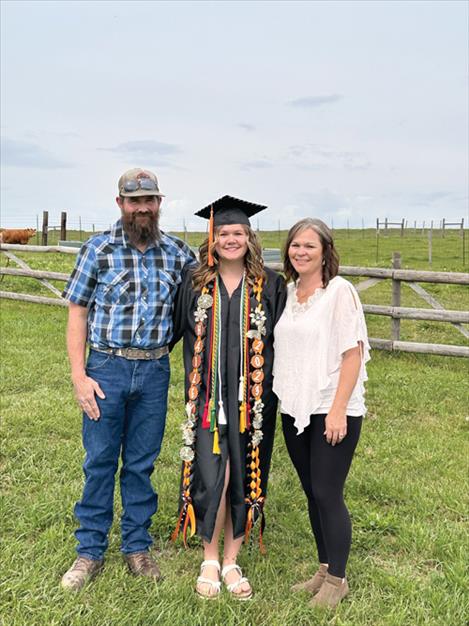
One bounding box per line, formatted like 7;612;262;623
156;268;178;302
101;269;132;305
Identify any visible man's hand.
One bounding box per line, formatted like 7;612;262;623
72;374;106;420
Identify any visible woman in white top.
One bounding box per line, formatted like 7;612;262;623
273;218;370;609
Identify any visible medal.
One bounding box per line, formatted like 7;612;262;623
250;354;264;368
252;338;264;354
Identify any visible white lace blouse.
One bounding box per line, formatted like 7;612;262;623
273;276;370;434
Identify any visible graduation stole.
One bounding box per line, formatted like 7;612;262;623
172;274;267;547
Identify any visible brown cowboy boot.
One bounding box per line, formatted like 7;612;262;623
291;563;328;594
123;551;162;580
61;556;104;591
310;572;349;608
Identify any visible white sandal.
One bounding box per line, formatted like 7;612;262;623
221;563;253;600
196;560;221;599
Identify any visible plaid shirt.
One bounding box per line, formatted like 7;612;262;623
62;220;196;349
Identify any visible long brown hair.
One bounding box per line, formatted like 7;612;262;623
192;225;266;291
283;218;339;287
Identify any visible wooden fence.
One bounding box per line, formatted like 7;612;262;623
1;244;468;358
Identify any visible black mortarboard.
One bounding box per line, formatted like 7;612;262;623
195;195;267;227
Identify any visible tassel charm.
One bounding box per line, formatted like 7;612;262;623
218;400;227;425
213;428;220;454
238;376;245;402
207;205;214;267
239;402;246;433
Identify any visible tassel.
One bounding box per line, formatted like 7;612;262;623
238;376;245;402
239;402;246;434
212;428;220;454
218;400;227;425
210;401;217;431
171;504;186;542
207;205;214;266
182;509;191;547
187;502;196;538
245;507;253;542
201;399;211;429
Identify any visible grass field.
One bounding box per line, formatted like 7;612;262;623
1;230;468;625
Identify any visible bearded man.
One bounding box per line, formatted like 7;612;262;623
61;169;195;591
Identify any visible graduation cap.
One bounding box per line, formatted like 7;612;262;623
195;195;267;266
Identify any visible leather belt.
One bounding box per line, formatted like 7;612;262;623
90;345;169;360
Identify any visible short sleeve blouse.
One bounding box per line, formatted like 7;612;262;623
272;276;370;434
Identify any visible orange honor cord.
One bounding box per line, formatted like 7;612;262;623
243;276;267;552
207;205;214;266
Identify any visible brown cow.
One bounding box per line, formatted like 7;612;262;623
0;228;37;244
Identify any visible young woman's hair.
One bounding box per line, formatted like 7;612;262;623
192;225;266;291
283;218;339;287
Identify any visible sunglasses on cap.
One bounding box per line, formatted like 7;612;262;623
122;178;160;192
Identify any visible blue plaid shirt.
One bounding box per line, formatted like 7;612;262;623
62;220;196;349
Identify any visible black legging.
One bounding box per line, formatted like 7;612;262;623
282;413;362;578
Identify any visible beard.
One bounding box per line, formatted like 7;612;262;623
121;210;161;246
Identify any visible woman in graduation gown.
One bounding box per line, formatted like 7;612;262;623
171;196;286;599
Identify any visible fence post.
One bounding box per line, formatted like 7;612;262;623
461;218;465;238
463;228;466;267
60;211;67;241
442;218;445;238
385;217;388;235
428;229;432;265
41;211;49;246
401;218;405;237
391;252;401;342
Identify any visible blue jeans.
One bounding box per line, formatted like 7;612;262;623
74;350;170;560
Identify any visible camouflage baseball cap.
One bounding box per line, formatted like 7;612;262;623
118;168;165;197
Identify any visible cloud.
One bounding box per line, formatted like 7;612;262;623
240;159;274;171
103;140;182;157
102;140;183;168
288;94;343;108
237;123;256;132
296;189;349;213
287;144;370;170
1;137;73;169
381;190;457;205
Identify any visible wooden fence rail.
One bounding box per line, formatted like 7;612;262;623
1;245;468;357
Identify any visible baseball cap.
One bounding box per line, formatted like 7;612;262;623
118;168;165;197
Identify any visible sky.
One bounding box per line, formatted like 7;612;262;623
1;0;468;232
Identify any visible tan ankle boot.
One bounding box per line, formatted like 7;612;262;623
310;572;349;608
291;563;328;594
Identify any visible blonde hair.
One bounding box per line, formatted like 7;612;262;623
283;218;339;287
192;225;266;291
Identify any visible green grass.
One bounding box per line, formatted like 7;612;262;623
1;302;468;626
1;232;468;625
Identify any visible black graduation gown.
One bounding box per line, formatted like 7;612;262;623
172;266;286;542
